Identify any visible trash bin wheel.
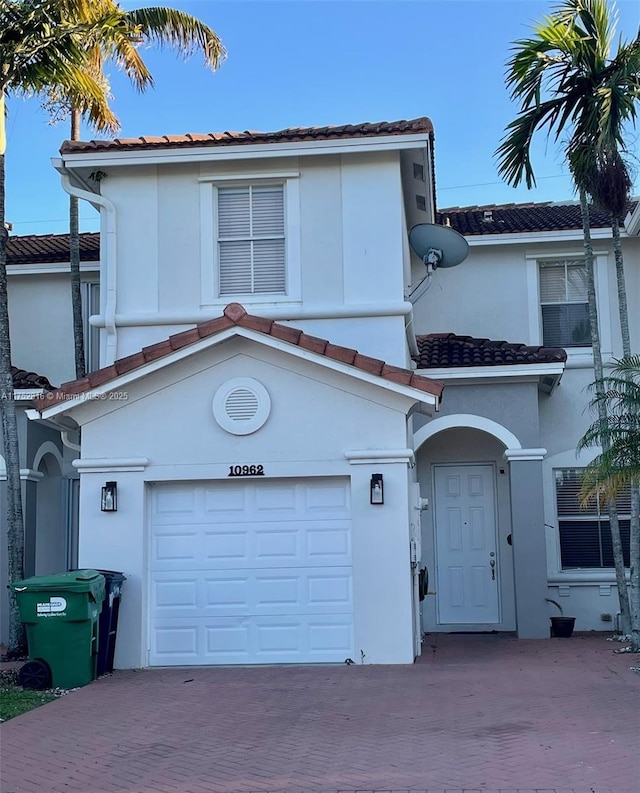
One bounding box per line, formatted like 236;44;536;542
19;659;52;690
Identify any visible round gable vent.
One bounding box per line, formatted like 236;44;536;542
213;378;271;435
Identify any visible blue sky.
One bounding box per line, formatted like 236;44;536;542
5;0;640;236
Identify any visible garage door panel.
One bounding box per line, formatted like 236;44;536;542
304;482;351;513
152;522;352;571
150;615;353;666
150;478;353;665
152;568;352;617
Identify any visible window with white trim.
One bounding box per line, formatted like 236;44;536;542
82;281;100;373
217;185;286;297
539;259;590;347
555;468;631;569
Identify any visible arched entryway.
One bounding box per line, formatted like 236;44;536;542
33;444;66;576
413;414;550;639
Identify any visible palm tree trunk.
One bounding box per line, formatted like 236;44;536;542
0;114;26;655
70;108;85;378
612;216;631;355
580;192;631;635
611;214;640;649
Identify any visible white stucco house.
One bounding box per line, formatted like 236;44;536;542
5;115;638;666
0;233;100;642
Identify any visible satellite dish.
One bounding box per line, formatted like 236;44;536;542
409;223;469;270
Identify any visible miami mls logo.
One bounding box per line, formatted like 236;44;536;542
36;596;67;616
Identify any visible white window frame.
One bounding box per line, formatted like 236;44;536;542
525;250;612;365
538;257;591;348
199;173;301;307
81;280;101;373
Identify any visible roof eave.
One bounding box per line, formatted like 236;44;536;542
415;361;565;393
32;325;441;422
58;133;433;170
624;201;640;236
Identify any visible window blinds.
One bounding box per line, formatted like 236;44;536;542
539;260;590;347
555;469;632;568
218;186;285;296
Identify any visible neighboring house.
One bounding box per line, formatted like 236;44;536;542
6;115;639;666
0;232;99;641
414;200;639;636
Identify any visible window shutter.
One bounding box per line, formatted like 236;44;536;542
555;469;632;568
253;239;286;292
217;184;286;297
541;304;590;346
219;240;252;296
540;264;567;302
252;186;284;235
566;263;588;301
218;188;250;237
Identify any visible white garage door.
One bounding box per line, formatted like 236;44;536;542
149;478;353;665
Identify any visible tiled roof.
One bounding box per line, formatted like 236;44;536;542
414;333;567;369
436;200;638;236
35;303;443;411
60;117;434;155
12;366;56;391
6;233;100;264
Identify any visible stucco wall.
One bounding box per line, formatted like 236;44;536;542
71;339;421;667
8;273;78;386
411;235;640;357
97;150;411;366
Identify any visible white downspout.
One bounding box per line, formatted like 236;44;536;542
60;172;118;365
405;310;420;361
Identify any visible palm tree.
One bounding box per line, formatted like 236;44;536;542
578;355;640;649
579;356;640;499
0;0;119;654
495;0;640;637
48;2;225;378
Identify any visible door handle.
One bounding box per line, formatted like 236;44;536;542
490;559;495;580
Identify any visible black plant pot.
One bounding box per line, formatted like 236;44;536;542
550;616;576;638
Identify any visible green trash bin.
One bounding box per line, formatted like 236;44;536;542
11;570;105;690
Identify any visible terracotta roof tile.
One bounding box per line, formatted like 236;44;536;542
6;232;99;264
11;366;56;391
437;200;638;236
415;333;567;369
60;117;433;155
34;303;443;411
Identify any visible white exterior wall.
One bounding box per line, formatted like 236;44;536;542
72;340;418;667
96;151;410;367
413;235;639;356
8;272;80;385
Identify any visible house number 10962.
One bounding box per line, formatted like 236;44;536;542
228;465;265;477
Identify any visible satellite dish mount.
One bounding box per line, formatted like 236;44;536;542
406;223;470;302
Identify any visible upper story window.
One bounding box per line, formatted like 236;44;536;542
555;468;631;569
200;174;301;307
82;281;100;373
218;185;285;297
539;259;590;347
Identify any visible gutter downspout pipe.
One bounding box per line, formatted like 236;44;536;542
59;171;118;365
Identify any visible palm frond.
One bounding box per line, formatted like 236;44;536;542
125;7;226;70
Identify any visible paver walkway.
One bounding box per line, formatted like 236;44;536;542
1;633;638;793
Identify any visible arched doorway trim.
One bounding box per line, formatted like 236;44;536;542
33;441;64;475
413;413;522;452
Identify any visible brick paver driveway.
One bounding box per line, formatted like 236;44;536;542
1;633;638;793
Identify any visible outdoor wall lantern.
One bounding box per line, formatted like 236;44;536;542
370;474;384;505
101;481;118;512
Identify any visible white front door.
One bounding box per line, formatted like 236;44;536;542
434;464;499;624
